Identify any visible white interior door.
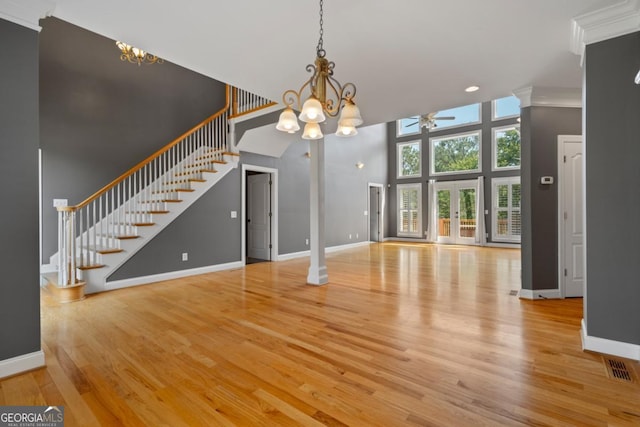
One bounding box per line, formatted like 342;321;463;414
247;173;271;260
560;138;584;297
436;180;477;245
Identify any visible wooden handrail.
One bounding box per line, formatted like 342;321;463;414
228;101;278;120
62;85;231;211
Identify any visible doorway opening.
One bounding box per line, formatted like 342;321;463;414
368;183;385;242
557;135;584;298
434;179;478;245
242;165;278;265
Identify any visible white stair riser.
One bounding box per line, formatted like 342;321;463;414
69;156;237;294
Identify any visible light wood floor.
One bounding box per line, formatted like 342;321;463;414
2;243;639;426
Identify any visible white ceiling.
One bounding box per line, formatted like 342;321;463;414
48;0;623;126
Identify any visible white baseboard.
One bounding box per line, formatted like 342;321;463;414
276;250;310;261
277;241;372;262
581;319;640;361
0;350;45;379
518;288;562;300
486;243;521;249
326;241;371;253
105;261;243;291
384;237;430;243
40;263;56;274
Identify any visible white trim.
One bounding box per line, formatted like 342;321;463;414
570;0;640;60
513;86;582;109
396;182;423;237
384;237;430;243
486;242;520;249
277;242;372;261
557;135;583;299
0;0;55;31
367;183;385;242
396;117;421;138
40;263;56;274
241;164;279;263
396;140;422;179
518;288;562;300
104;261;243;291
491;176;522;243
430;130;482;176
581;319;640;361
491;96;521;121
491;125;521;172
0;350;45;379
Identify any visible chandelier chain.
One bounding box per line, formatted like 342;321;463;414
316;0;325;58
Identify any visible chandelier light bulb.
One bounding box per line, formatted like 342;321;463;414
336;124;357;137
299;97;326;123
302;122;323;140
276;107;301;133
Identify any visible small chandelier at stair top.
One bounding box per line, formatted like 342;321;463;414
276;0;363;139
115;41;163;66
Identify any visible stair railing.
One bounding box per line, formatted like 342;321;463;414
230;87;277;118
55;85;276;287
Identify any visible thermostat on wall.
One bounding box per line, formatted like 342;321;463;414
540;176;554;185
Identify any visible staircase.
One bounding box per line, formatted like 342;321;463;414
44;85;275;297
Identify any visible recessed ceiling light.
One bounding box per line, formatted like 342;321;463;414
465;85;480;93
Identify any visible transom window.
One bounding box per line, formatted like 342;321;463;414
492;95;520;120
492;125;521;170
430;130;481;175
431;103;481;131
397;140;421;178
397;117;421;137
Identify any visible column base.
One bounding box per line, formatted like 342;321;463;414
307;266;328;286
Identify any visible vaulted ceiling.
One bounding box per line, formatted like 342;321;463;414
20;0;637;125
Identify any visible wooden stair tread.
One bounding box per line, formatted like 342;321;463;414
125;210;169;214
87;246;123;254
175;188;195;192
138;199;182;203
77;264;105;270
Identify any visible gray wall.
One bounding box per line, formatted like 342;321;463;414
39;18;227;263
520;106;581;291
109;123;388;280
387;101;520;240
584;31;640;345
0;19;41;360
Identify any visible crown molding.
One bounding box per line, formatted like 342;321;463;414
513;86;582;109
571;0;640;62
0;0;56;32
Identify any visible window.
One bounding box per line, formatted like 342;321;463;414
493;95;520;120
492;125;521;170
397;116;421;137
430;131;481;175
492;177;521;243
397;184;422;237
432;103;481;130
397;140;421;178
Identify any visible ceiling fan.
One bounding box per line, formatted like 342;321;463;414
406;112;455;130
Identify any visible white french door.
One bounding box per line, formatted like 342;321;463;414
435;180;478;245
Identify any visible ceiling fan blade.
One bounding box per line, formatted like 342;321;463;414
405;121;419;127
435;116;455;120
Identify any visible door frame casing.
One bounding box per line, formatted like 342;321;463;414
557;135;583;298
434;179;478;245
241;164;278;265
367;183;385;242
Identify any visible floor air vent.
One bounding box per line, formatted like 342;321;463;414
509;290;518;296
603;357;636;383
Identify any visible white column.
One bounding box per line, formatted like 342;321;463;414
307;138;328;285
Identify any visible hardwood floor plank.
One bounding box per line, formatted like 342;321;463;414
2;243;639;426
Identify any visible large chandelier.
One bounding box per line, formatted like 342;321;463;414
276;0;363;139
116;41;163;66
